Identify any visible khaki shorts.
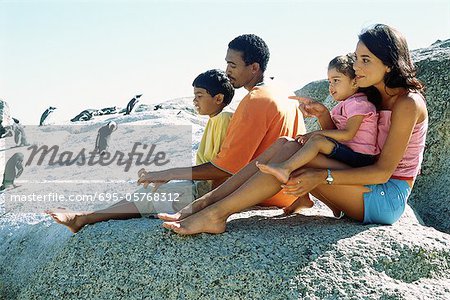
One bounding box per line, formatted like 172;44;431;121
133;180;212;217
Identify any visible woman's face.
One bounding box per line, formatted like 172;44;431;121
353;41;390;88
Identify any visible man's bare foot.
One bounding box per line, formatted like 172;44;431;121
45;208;86;233
157;197;212;222
283;195;314;215
255;161;290;184
162;207;227;235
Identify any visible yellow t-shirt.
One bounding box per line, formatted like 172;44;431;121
196;111;233;165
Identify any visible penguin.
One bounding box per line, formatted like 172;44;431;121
1;152;24;190
39;106;56;126
94;121;118;155
125;94;142;115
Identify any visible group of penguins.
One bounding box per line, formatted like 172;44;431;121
1;95;148;192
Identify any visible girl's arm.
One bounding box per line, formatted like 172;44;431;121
283;96;421;195
311;115;364;142
317;110;336;130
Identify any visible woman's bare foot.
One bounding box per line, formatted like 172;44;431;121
162;206;227;235
157;197;213;222
45;208;87;233
282;195;314;215
256;161;290;184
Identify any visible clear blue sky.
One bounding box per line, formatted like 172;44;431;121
1;0;449;124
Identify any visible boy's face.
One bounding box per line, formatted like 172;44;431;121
193;87;222;117
225;49;253;88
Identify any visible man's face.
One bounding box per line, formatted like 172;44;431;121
225;49;253;88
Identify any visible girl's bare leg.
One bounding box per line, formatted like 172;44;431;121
158;137;295;221
164;154;355;235
257;135;335;183
46;199;142;233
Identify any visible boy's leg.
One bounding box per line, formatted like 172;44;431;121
257;135;335;183
46;199;142;233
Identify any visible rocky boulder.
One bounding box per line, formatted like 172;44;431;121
1;205;449;299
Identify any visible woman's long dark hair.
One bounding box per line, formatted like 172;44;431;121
358;24;425;94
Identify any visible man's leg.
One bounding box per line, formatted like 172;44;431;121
158;137;295;221
164;153;351;235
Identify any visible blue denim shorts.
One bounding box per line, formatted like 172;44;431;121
325;137;376;168
363;179;411;225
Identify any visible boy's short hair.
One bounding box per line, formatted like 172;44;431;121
228;34;270;72
192;69;235;106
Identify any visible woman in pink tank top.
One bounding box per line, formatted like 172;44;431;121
158;24;428;234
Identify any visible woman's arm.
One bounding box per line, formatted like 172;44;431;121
283;96;421;195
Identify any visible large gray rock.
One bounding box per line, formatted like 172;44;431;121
2;205;449;299
295;39;450;234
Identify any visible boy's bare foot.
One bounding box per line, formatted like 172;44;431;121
45;208;86;233
283;195;314;215
255;161;290;184
162;207;227;235
157;197;212;222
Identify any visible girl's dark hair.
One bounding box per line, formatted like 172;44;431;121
328;54;381;109
358;24;424;93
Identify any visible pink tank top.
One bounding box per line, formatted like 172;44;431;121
377;93;428;178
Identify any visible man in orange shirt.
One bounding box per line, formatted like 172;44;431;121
47;35;307;234
140;34;306;207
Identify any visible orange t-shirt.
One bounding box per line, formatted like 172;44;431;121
211;84;306;207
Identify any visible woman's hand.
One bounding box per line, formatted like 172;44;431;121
289;95;328;118
137;168;170;191
281;168;326;197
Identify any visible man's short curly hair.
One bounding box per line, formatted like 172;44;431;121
192;69;235;106
228;34;270;72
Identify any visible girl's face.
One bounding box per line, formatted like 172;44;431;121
353;41;390;88
327;68;358;101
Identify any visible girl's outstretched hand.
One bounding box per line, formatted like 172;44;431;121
281;168;325;197
289;95;328;118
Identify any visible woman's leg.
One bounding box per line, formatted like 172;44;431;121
164;154;358;235
309;184;367;222
46;199;142;233
158;137;296;221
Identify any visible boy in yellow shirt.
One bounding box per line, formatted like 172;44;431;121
135;69;235;215
46;69;235;232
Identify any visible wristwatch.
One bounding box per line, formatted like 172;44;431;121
326;169;334;185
